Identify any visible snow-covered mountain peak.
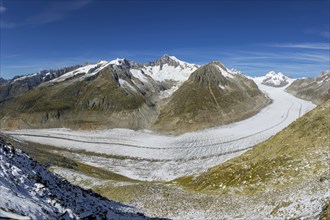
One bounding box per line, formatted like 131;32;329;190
131;55;199;83
265;71;285;78
262;71;290;87
109;58;127;66
160;54;189;66
154;54;199;69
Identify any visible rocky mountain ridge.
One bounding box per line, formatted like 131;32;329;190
286;70;330;104
0;65;82;102
0;55;268;134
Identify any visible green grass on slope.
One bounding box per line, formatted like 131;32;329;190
176;99;330;193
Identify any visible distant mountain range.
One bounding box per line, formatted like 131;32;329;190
0;55;269;133
0;55;328;134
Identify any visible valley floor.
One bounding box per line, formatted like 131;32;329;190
3;81;315;181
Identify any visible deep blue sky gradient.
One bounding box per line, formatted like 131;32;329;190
1;0;329;79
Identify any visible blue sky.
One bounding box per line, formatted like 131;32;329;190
0;0;329;79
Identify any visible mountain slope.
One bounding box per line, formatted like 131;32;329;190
153;61;270;134
0;139;163;219
0;55;200;131
176;99;330;217
0;64;155;130
286;70;330;104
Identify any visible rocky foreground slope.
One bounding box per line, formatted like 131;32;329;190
286;70;330;104
0;139;165;220
0;55;269;134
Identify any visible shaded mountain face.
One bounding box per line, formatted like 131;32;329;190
0;77;7;85
152;62;270;134
0;57;269;134
286;70;330;104
0;65;81;102
261;71;290;87
0;139;163;219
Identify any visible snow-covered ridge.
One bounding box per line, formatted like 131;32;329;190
253;71;292;87
109;58;126;65
211;62;237;79
12;73;39;83
131;55;199;83
0;140;159;219
43;55;199;97
50;61;112;83
262;71;291;87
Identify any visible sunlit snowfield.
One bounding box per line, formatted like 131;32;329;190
4;79;316;181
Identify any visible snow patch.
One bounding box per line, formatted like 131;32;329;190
119;79;137;92
215;64;234;78
109;58;126;65
130;69;149;83
50;61;111;83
